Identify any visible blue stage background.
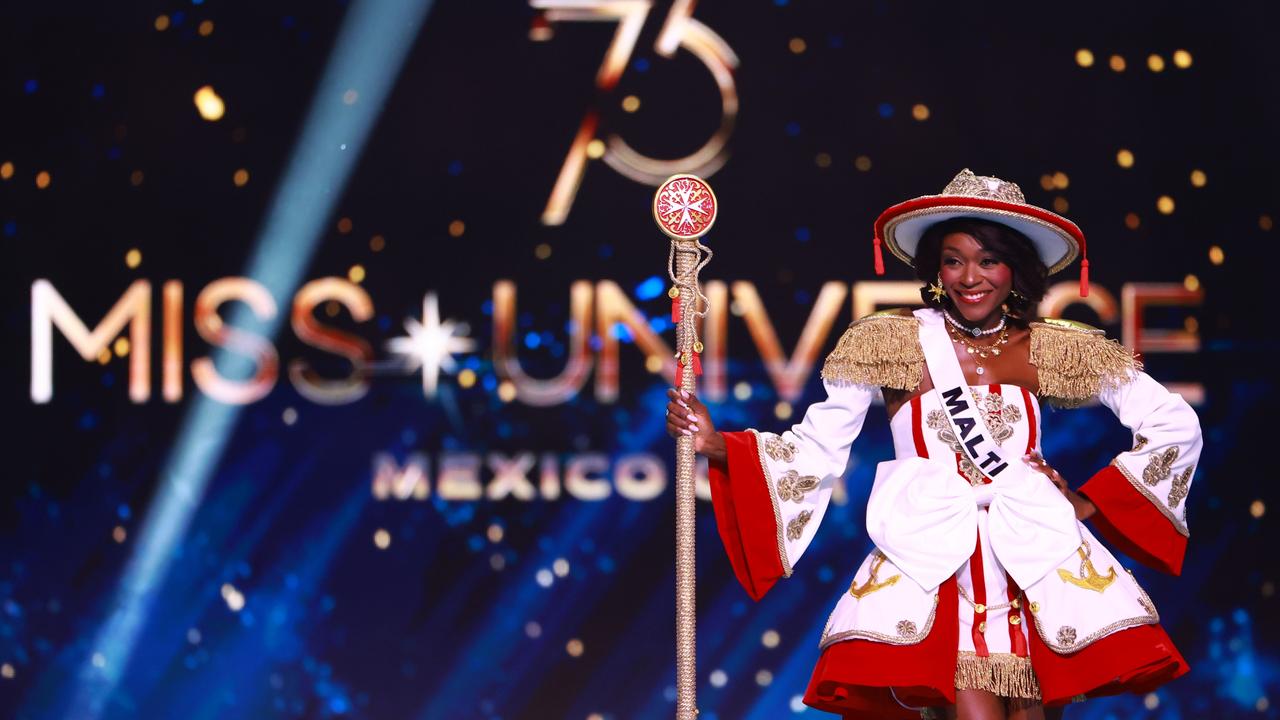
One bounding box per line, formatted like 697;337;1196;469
2;1;1276;718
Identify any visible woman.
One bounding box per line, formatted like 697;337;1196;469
665;170;1200;719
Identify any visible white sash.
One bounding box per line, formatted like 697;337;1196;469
915;308;1018;481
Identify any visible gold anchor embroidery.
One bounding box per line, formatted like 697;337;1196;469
849;551;901;599
1056;541;1116;593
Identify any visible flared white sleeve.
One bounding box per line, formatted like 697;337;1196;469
1078;370;1202;575
709;378;876;600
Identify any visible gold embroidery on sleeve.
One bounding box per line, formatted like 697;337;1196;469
1132;434;1149;452
762;434;797;463
777;469;820;503
786;510;813;541
1167;465;1192;508
1142;446;1179;486
849;551;901;599
895;620;918;637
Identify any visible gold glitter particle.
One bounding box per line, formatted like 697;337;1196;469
645;354;664;373
1116;149;1135;168
487;523;504;543
125;249;142;268
1156;196;1175;215
1144;693;1160;710
621;95;640;113
1184;316;1199;334
497;380;517;402
815;152;832;168
458;368;476;388
1173;49;1193;69
789;37;807;54
0;663;14;679
112;526;127;543
1252;499;1266;518
911;104;930;121
534;243;552;260
98;348;112;365
1261;215;1274;231
113;338;130;357
1039;175;1055;191
1053;197;1069;213
369;234;385;252
198;20;214;36
233;168;249;187
1208;245;1224;265
324;301;341;317
35;171;51;189
374;528;391;549
1124;213;1141;230
348;265;366;283
337;217;353;234
1147;54;1165;72
1075;49;1095;67
0;161;13;180
194;85;225;121
1183;274;1200;292
1190;169;1207;187
762;629;780;648
448;219;465;237
854;155;872;172
566;638;584;657
1109;55;1127;72
1052;171;1070;190
586;139;605;159
130;169;144;186
734;381;752;401
155;14;170;31
774;401;792;420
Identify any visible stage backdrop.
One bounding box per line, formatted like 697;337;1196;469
2;1;1276;718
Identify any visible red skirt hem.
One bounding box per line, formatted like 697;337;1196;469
802;602;1188;718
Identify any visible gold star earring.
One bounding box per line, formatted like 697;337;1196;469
927;273;946;302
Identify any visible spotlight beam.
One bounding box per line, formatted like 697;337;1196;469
58;1;436;717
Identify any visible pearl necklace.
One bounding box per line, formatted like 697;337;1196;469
943;309;1007;337
947;322;1010;376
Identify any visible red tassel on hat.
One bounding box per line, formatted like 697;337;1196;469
671;297;681;323
692;351;702;376
1079;259;1089;297
873;236;886;276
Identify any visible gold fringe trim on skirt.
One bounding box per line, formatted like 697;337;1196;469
819;314;923;391
954;651;1041;700
1029;321;1141;407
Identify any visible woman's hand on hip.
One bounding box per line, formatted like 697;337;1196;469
1023;450;1096;520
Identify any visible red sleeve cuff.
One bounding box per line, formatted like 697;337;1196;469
1079;464;1187;575
708;431;786;600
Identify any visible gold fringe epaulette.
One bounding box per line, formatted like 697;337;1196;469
819;312;923;390
1030;318;1141;408
954;651;1041;700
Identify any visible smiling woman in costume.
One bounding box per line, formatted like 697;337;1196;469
665;169;1201;720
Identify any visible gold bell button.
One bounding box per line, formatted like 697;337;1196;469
974;603;986;614
693;341;704;353
1030;601;1040;613
1010;598;1021;610
1009;615;1022;626
668;286;680;298
978;621;987;633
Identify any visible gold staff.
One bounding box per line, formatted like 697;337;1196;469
652;174;718;720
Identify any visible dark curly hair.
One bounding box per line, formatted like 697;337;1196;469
913;217;1048;326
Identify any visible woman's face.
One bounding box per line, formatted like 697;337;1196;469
938;231;1013;324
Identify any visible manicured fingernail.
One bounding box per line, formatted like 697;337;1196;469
690;424;700;432
687;414;700;423
680;389;689;398
677;400;689;409
681;428;692;436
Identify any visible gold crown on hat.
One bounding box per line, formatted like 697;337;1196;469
941;168;1026;205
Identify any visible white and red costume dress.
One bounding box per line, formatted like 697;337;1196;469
708;308;1200;718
